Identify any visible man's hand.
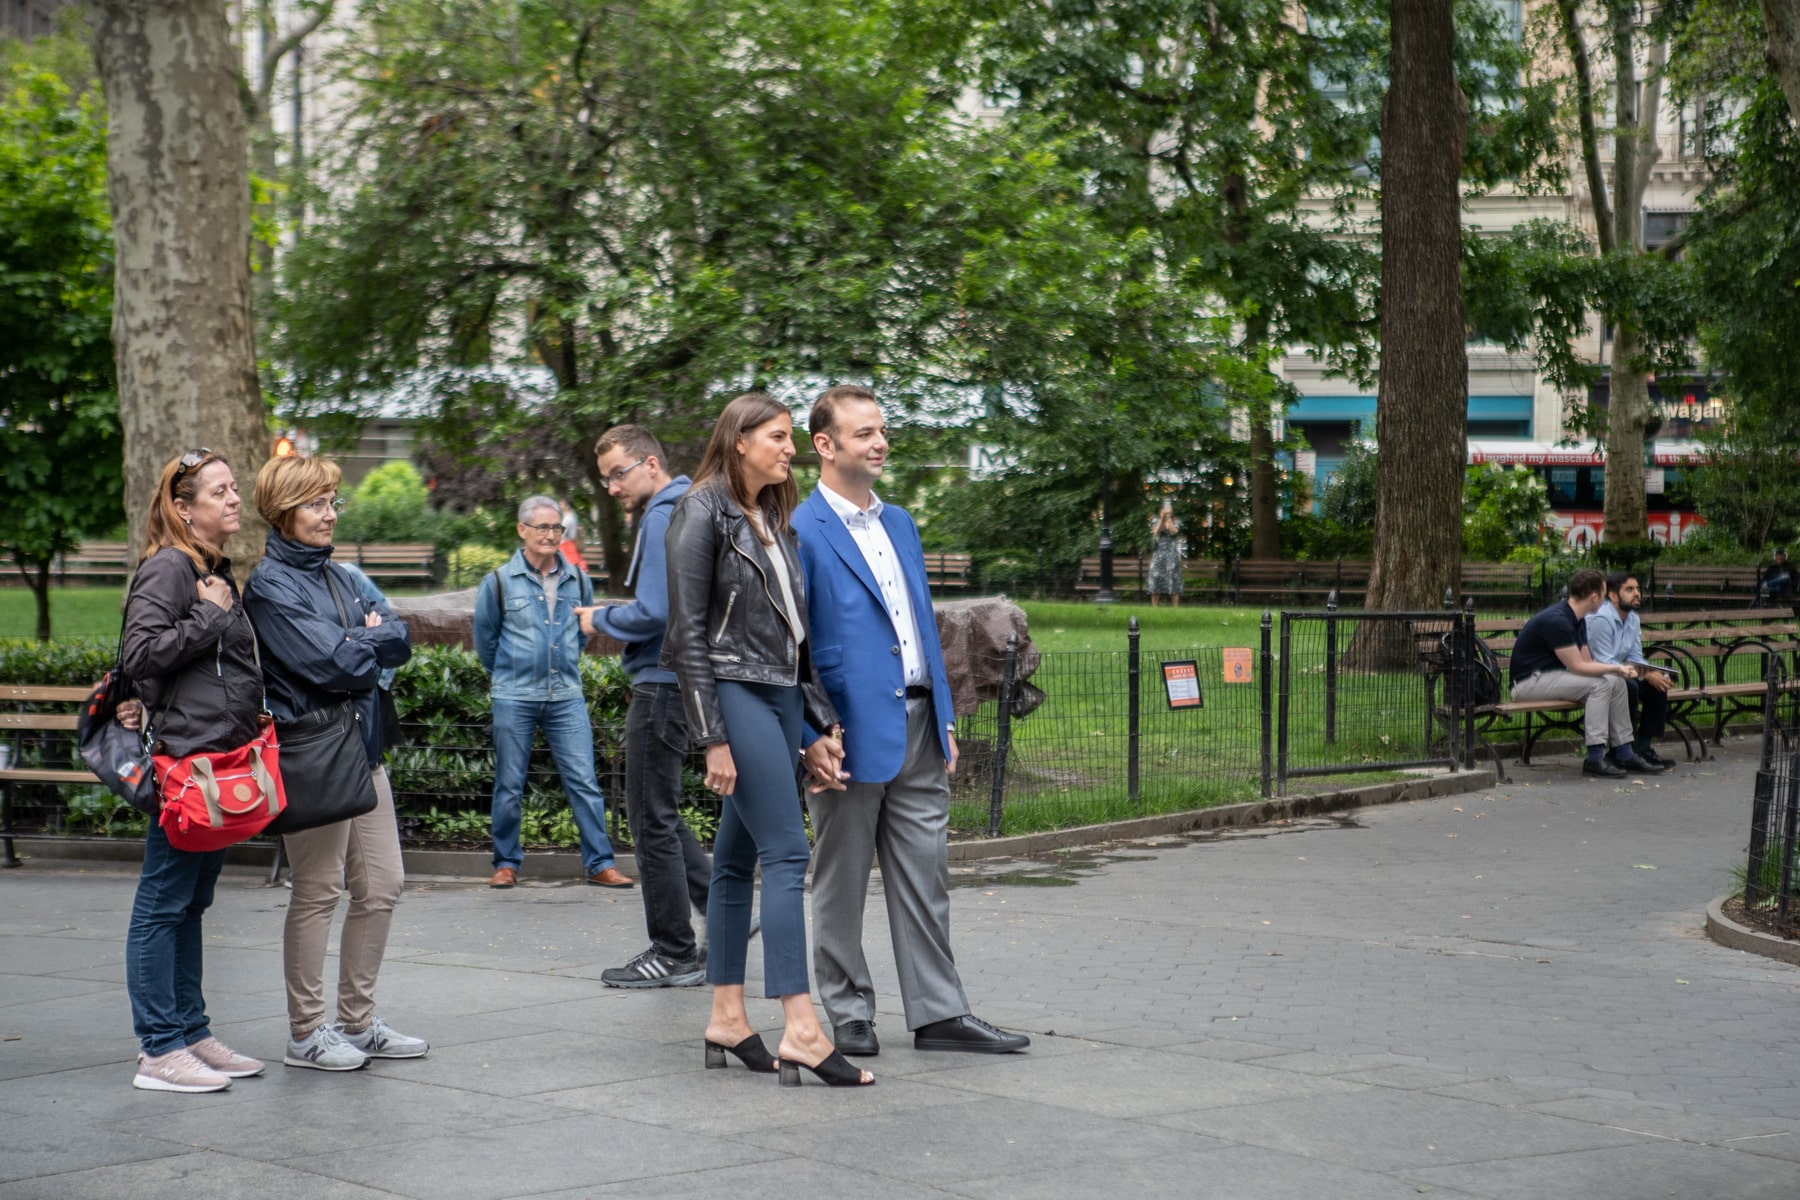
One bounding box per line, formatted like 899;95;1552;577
704;743;737;796
116;698;143;731
363;609;382;628
945;730;959;776
1642;666;1675;692
574;605;597;636
803;736;849;793
196;575;233;611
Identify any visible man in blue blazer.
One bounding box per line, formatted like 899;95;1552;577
797;385;1029;1057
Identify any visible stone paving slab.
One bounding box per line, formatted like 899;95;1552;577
1;742;1797;1199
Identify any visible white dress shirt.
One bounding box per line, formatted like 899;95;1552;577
818;482;927;688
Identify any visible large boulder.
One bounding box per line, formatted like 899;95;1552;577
387;591;1037;710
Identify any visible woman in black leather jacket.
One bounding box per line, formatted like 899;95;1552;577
117;449;268;1093
663;392;868;1087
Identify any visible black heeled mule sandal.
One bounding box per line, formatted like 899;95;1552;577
776;1049;876;1088
704;1033;778;1073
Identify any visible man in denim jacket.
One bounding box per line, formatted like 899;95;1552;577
474;495;633;889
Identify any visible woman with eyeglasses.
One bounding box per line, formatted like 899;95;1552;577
663;392;870;1087
242;455;421;1073
116;449;268;1092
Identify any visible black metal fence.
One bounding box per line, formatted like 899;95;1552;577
1745;662;1800;936
0;607;1490;850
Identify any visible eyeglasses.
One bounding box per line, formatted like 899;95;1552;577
171;448;214;490
603;458;647;486
522;523;564;536
298;497;346;515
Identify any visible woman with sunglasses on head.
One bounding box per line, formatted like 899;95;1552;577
242;455;420;1073
663;392;870;1087
117;449;267;1092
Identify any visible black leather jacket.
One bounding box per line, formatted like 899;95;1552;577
661;478;839;746
120;548;265;758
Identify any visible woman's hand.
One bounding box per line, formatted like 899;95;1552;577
196;575;233;611
116;699;143;731
803;736;849;793
704;743;737;796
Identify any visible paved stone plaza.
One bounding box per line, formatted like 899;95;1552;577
2;741;1797;1199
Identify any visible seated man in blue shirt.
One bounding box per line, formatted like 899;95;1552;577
1585;571;1677;771
1510;568;1663;777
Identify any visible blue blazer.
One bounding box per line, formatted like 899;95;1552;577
795;487;955;785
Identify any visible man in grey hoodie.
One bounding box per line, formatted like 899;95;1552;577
584;427;707;987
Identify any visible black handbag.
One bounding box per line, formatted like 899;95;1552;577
264;701;376;835
263;568;378;835
76;664;159;817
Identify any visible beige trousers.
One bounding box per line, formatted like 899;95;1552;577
1510;670;1634;748
282;766;404;1039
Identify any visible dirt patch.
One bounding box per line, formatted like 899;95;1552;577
1722;894;1800;942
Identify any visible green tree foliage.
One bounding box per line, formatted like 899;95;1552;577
0;66;122;641
1461;464;1553;561
278;0;1189;580
334;461;445;545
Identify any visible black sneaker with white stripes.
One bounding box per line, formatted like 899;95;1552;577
602;947;704;989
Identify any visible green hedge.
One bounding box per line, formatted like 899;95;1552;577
0;640;718;848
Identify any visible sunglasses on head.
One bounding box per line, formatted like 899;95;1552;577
171;448;214;489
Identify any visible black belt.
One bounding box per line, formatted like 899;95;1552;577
904;685;932;700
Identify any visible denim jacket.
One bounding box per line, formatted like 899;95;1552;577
474;549;593;702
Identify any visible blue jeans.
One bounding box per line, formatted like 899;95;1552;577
707;680;810;997
126;824;226;1056
491;695;617;875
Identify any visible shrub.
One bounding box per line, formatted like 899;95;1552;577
1463;464;1553;561
445;543;511;588
335;461;447;545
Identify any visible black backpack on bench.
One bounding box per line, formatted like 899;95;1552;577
1438;626;1503;709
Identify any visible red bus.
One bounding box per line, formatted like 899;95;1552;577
1466;440;1707;548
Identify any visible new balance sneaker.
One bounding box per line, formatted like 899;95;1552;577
337;1016;430;1059
602;947;704;989
133;1048;232;1093
186;1036;265;1078
284;1023;370;1071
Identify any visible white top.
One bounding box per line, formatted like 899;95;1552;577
817;482;926;688
745;510;805;648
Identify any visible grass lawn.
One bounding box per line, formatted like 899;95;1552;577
1019;600;1267;655
0;587;127;641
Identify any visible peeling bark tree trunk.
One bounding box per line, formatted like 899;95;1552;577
94;0;268;569
1359;0;1467;647
1599;11;1663;544
1763;0;1800;128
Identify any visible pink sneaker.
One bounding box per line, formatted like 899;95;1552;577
187;1036;265;1078
133;1048;231;1093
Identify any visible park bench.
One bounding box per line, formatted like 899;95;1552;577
1421;606;1800;781
1643;565;1761;610
330;542;439;588
1458;562;1538;612
1181;558;1229;603
922;552;974;593
52;542;132;585
1229;558;1371;608
1075;555;1147;598
0;685;100;867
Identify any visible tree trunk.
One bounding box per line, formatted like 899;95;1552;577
1602;324;1651;541
1763;0;1800;129
20;557;52;643
1362;0;1467;634
1599;17;1663;544
1247;405;1281;560
94;0;268;570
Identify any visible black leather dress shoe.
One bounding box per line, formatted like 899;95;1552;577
834;1019;879;1057
1582;757;1627;778
913;1015;1030;1054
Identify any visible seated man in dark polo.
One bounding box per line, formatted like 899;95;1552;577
1510;567;1664;778
1585;571;1677;771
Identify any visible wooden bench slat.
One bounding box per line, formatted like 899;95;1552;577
2;686;94;701
0;768;100;785
1;714;79;730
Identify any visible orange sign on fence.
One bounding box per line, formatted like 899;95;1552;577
1222;647;1254;684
